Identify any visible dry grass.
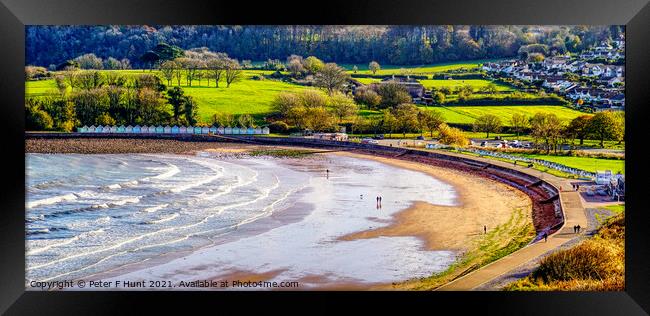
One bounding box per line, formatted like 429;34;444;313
505;214;624;291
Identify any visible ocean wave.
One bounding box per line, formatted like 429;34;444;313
148;212;180;224
27;193;78;209
142;204;169;213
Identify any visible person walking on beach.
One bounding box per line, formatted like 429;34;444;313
543;232;548;242
576;225;581;233
326;169;329;179
573;225;577;233
484;225;487;234
379;196;382;208
360;194;363;199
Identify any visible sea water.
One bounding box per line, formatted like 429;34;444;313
26;153;459;287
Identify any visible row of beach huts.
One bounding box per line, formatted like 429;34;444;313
77;125;270;135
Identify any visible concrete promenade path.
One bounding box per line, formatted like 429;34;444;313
423;150;589;291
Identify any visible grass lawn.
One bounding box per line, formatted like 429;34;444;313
420;79;513;91
509;153;625;174
340;58;499;76
419;105;588;126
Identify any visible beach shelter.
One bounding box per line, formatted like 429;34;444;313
117;125;126;133
184;126;193;134
147;126;157;133
164;125;172;133
193;126;202;134
133;125;141;133
217;126;225;134
262;127;270;134
171;125;180;134
155;125;164;133
231;127;240;134
78;126;88;133
139;125;147;133
125;125;133;133
224;126;232;134
88;125;96;133
254;127;262;134
209;126;217;134
96;125;104;133
179;126;187;133
201;126;210;134
108;125;118;133
247;127;255;135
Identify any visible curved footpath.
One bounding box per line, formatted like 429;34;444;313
432;150;588;291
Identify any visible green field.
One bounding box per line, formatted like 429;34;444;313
510;153;625;174
419;79;513;91
424;105;588;126
340;59;498;75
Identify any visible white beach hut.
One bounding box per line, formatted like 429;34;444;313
254;127;262;134
184;126;193;134
171;125;180;134
193;126;202;134
217;126;225;134
262;127;270;134
164;125;172;133
78;126;88;133
231;127;240;134
179;126;187;134
224;126;232;134
117;125;126;133
201;126;210;134
246;127;255;135
139;125;148;133
147;126;157;133
209;126;217;134
155;125;164;133
109;125;118;133
133;125;141;133
88;125;96;133
125;125;133;133
96;125;104;133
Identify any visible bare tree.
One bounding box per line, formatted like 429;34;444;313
314;63;350;94
224;58;243;88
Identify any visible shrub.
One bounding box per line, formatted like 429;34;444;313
269;121;290;133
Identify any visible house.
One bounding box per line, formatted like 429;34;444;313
133;125;141;133
376;76;425;99
246;127;255;135
164;125;172;133
108;125;118;133
78;126;88;133
262;127;270;134
125;125;133;133
117;125;126;133
201;126;210;134
231;127;240;134
171;125;179;134
224;127;232;134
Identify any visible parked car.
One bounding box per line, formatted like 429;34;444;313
373;134;384;140
361;138;379;144
416;136;425;140
480;141;488;147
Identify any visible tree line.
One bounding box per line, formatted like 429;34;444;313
26;25;623;68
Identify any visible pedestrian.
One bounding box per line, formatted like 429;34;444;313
484;225;487;234
514;161;517;166
543;232;548;242
360;194;363;199
326;169;329;179
577;225;581;233
573;225;577;233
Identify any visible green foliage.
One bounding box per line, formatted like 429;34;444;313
473;114;502;138
377;82;412;109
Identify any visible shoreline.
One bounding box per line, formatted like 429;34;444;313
26;138;541;290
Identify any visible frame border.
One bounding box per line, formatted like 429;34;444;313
1;0;649;314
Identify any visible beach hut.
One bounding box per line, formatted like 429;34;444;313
179;126;187;134
164;125;172;133
125;125;133;133
254;127;262;134
217;126;225;134
209;126;217;134
184;126;194;134
139;125;147;133
201;126;210;134
193;126;202;134
117;125;126;133
87;125;96;133
224;126;232;134
78;126;88;133
155;125;164;133
247;127;255;135
262;127;270;134
108;125;118;133
133;125;141;133
231;127;240;134
171;125;179;134
147;126;157;133
96;125;104;133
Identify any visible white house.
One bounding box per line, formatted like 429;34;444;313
164;125;172;133
171;125;180;134
254;127;262;134
201;126;210;134
88;125;96;133
117;125;126;133
109;125;118;133
224;127;232;134
262;127;270;134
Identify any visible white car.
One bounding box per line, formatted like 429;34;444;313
361;138;379;144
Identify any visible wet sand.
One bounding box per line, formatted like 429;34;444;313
336;152;533;252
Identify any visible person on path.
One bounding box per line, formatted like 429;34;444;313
543;232;548;242
573;225;577;233
326;169;329;179
484;225;487;234
577;225;581;233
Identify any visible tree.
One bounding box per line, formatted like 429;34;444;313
352;65;358;73
419;109;445;137
224;58;243;87
95;112;116;126
377;82;411;109
588;111;623;148
566;115;592;145
272;92;302;117
299;89;328;108
25;100;54;130
369;61;380;74
527;52;545;63
329;92;358;123
394;104;419;137
140;51;160;70
287;55;304;77
481;83;498;94
71;88;109;125
354;86;382;109
306;106;335;132
473;114;502;138
75;71;105;90
74;53;103;69
314;63;350;94
159;60;177;86
182;95;198;125
237;114;255;128
510;113;529;137
433;91;446;105
437;123;469;146
167;87;185;122
381;109;397;137
303;56;324;74
529;112;564;153
206;56;226;88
